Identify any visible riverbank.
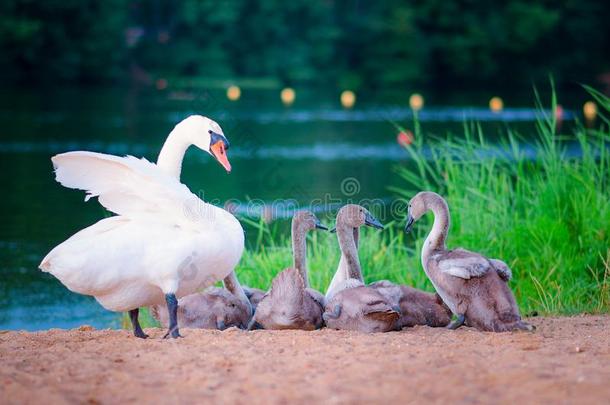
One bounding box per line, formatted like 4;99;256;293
1;315;609;404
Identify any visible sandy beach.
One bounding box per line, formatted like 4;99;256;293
1;315;609;404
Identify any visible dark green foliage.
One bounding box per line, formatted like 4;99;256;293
0;0;127;82
1;0;609;88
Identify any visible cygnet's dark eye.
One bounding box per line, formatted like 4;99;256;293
208;130;213;134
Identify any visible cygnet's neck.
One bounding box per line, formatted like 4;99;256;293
337;223;363;282
291;220;310;288
422;197;450;266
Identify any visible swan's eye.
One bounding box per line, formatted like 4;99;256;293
208;130;213;134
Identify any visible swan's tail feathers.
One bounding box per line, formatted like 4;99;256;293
489;259;512;281
269;268;305;304
39;256;52;272
39;248;59;273
50;151;202;228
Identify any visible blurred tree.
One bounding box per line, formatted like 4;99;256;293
0;0;127;82
0;0;608;90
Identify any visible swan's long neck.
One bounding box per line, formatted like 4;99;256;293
421;198;450;268
156;125;249;314
337;224;363;282
291;220;309;288
156;127;192;178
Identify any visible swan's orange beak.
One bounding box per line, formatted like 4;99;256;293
210;141;231;173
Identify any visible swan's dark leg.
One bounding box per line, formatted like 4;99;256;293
163;293;182;339
129;308;148;339
447;314;465;330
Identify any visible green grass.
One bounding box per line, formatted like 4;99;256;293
233;86;610;316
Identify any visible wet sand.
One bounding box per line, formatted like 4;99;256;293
1;316;609;404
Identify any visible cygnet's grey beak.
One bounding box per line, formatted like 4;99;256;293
404;213;415;233
314;219;328;231
364;212;384;230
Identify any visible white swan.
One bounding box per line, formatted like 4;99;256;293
39;115;244;339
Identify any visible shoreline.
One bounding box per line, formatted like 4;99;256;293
1;315;609;404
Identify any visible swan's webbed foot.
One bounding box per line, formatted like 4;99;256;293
163;293;182;339
447;314;465;330
129;308;149;339
162;329;182;339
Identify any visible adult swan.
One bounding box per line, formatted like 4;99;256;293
39;116;244;339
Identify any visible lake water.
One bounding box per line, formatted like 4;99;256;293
0;86;579;330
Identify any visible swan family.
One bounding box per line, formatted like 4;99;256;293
40;115;532;338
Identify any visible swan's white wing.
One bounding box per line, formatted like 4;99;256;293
52;151;204;229
438;254;492;279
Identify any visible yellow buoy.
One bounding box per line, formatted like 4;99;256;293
281;87;295;106
489;97;503;113
409;93;424;111
583;101;597;121
227;85;241;101
341;90;356;109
